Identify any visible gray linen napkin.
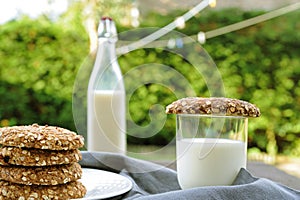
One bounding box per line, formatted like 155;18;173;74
79;151;300;200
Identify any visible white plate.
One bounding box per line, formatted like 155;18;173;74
75;168;133;200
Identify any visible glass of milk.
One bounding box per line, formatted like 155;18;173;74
176;114;248;189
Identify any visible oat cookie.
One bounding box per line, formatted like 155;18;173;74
0;123;84;150
0;180;86;200
1;147;82;166
0;162;82;185
0;152;9;166
166;97;260;117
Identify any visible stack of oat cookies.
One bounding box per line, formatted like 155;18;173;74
0;123;86;199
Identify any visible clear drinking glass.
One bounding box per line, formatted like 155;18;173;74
176;114;248;189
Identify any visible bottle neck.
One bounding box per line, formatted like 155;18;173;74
98;38;117;60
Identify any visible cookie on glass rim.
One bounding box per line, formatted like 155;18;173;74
166;97;260;117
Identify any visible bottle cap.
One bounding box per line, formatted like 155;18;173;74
98;17;118;42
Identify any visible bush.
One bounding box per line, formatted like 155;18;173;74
120;8;300;156
200;9;300;156
0;16;89;130
0;9;300;156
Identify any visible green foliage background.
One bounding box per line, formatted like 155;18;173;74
0;8;300;156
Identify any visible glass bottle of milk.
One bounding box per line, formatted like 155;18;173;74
87;17;126;154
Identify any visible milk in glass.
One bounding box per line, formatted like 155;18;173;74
175;114;248;188
177;138;246;188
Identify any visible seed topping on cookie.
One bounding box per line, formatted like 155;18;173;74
166;97;260;117
0;124;84;150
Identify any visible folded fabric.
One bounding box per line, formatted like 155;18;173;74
79;151;300;200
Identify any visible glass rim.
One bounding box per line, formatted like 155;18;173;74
176;114;247;119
